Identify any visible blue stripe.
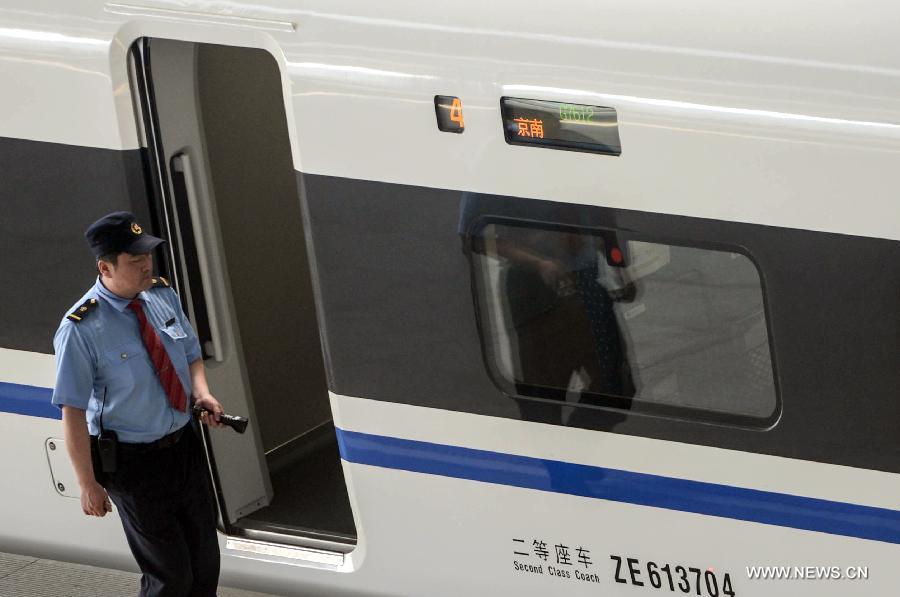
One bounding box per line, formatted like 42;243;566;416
0;382;60;420
336;428;900;544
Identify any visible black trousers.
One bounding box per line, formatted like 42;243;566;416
102;426;220;597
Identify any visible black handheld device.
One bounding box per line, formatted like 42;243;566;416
97;431;118;473
192;406;249;434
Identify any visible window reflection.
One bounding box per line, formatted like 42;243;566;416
467;209;777;427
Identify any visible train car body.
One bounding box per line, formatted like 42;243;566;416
1;1;899;595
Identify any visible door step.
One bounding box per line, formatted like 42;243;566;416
230;520;355;554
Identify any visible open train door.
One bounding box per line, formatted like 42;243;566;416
130;38;272;524
129;37;355;550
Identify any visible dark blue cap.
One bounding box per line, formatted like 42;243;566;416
84;211;165;258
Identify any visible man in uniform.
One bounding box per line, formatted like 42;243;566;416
52;211;226;596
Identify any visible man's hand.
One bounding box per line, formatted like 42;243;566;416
81;480;112;517
194;393;225;428
536;258;563;288
62;407;111;518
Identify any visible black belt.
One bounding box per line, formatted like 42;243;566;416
118;424;190;454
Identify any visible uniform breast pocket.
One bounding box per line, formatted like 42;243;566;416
159;322;191;369
161;321;187;341
100;342;147;395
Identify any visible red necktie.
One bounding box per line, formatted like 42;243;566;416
127;299;188;412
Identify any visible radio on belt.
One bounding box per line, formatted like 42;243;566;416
500;97;621;156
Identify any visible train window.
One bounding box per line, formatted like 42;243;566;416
469;218;778;427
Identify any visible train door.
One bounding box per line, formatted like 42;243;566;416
129;38;356;552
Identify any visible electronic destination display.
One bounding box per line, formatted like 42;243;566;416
500;97;621;156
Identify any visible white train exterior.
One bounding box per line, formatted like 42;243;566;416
1;1;899;596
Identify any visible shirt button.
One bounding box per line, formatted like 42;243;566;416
121;353;128;359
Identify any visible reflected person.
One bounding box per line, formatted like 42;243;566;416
459;193;636;427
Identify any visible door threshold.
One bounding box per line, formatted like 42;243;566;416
225;536;346;566
230;520;356;554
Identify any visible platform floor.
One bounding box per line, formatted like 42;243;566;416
0;551;277;597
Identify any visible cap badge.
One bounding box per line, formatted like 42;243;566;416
131;222;143;235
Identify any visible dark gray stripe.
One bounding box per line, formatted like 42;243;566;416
298;172;900;474
4;135;898;474
0;137;153;354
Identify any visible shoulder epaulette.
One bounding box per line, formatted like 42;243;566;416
150;276;171;289
67;298;99;323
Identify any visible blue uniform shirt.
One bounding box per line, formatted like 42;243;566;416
52;278;203;442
